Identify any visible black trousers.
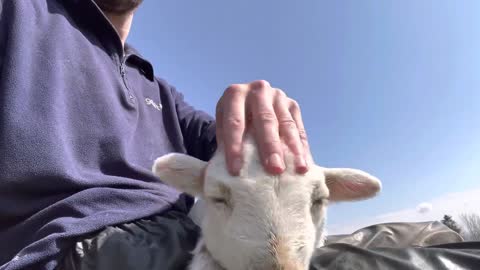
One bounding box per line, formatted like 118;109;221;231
56;210;200;270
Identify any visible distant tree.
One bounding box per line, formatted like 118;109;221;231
441;215;462;234
459;213;480;241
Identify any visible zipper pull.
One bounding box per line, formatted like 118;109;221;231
120;64;126;76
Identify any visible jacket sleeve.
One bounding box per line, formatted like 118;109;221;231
170;86;218;162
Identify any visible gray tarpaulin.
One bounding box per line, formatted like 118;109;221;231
311;221;480;270
57;210;480;270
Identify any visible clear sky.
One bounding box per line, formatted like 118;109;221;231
128;0;480;234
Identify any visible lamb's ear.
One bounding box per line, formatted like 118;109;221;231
152;153;207;196
324;168;381;202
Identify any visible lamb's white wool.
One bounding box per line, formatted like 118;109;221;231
153;135;381;270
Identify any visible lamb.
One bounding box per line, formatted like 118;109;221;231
152;135;381;270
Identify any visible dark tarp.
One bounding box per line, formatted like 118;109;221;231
57;212;480;270
311;221;480;270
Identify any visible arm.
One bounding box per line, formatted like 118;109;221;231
170;86;217;162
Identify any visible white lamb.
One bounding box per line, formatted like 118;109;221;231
152;135;381;270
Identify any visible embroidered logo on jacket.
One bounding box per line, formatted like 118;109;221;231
145;98;162;111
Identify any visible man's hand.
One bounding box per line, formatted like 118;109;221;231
215;80;310;176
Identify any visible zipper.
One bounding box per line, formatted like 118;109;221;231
120;55;135;103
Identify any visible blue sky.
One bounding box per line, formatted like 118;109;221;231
129;1;480;234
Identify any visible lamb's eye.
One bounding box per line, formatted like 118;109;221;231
210;197;228;205
312;198;324;206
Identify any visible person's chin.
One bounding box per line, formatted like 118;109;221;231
92;0;143;14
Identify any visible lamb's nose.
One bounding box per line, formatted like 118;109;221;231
272;244;305;270
275;261;305;270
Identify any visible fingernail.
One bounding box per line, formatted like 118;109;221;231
295;155;308;174
231;157;243;175
267;153;285;171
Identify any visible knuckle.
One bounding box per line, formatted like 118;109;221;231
226;83;241;91
225;116;244;129
227;144;243;156
278;117;297;130
275;88;287;98
298;128;308;141
257;110;277;123
251;79;271;89
286;137;299;146
250;87;265;98
288;98;300;110
224;84;245;96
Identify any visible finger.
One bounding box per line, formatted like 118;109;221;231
248;80;285;175
217;84;248;176
274;92;308;174
289;99;313;166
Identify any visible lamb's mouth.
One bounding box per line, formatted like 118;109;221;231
197;240;227;270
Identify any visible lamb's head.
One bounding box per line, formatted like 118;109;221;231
153;140;381;270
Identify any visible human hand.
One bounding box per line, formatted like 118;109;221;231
215;80;310;176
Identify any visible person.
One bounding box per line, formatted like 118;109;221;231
0;1;311;269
